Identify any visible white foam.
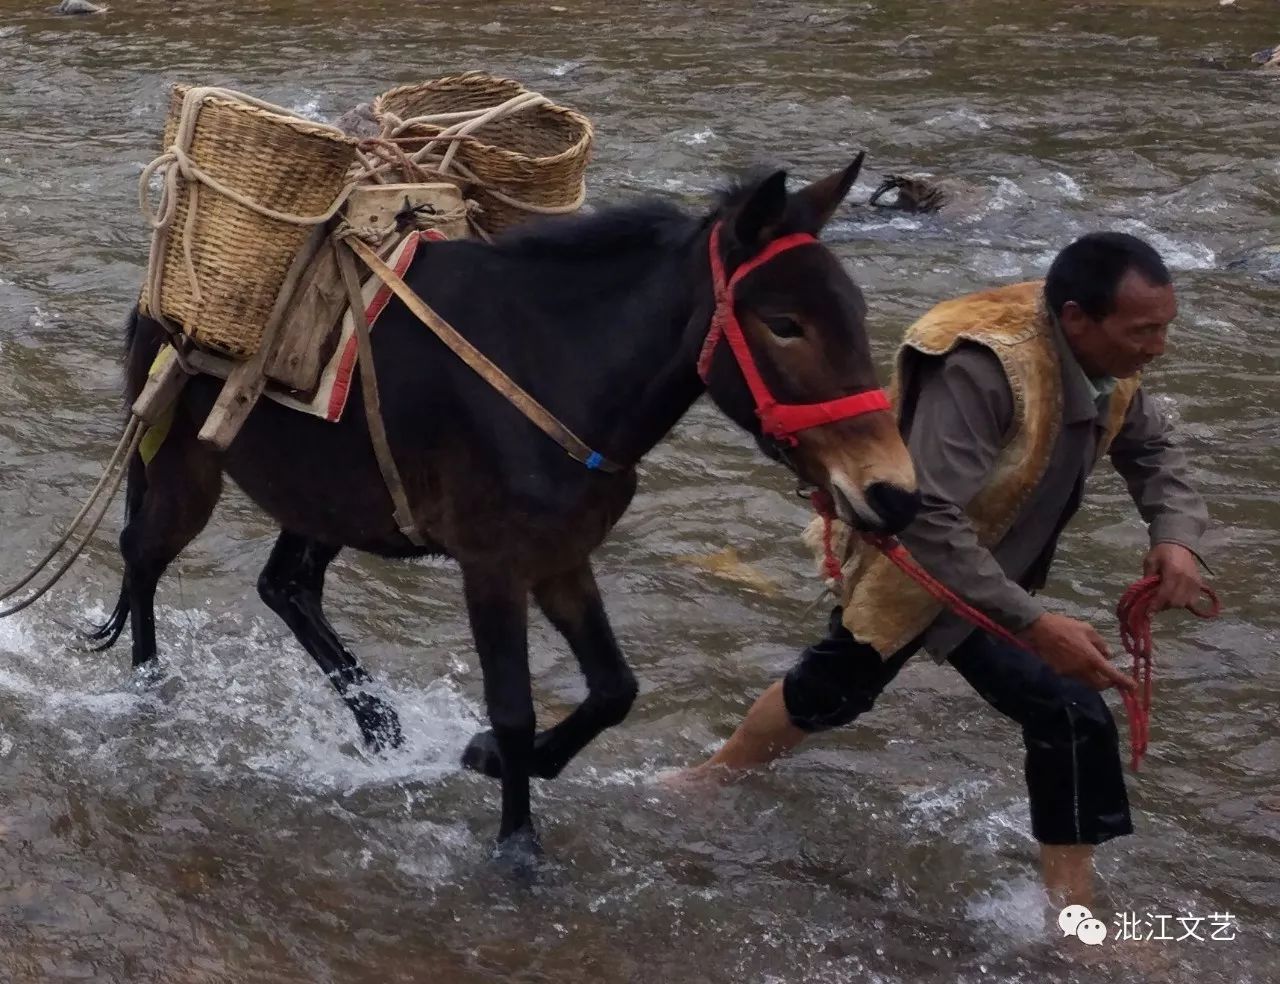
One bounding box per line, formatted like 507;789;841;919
290;98;323;121
392;820;478;882
1113;220;1215;270
682;128;715;146
2;601;484;796
1041;171;1084;202
901;778;993;832
965;875;1049;943
924;107;992;131
973;251;1025;279
856;216;924;233
986;177;1029;213
0;616;37;659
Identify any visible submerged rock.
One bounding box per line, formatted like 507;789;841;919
1252;45;1279;71
674;547;780;596
333;102;380;140
1225;244;1280;281
867;174;980;215
54;0;108;14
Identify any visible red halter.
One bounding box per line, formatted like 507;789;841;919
695;222;891;446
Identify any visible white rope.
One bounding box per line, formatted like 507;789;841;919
0;418;143;617
381;90;586;216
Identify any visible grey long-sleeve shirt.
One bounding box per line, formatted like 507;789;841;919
897;333;1209;659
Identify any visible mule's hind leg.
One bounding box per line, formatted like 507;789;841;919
461;565;538;855
463;561;637;781
119;412;222;669
256;531;403;752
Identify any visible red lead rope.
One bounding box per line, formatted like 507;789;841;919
1115;576;1221;769
809;490;1220;771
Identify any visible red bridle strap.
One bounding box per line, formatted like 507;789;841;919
696;222;890;445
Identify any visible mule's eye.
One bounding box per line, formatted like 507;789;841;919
763;315;804;339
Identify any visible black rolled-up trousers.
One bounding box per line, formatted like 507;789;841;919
782;608;1133;846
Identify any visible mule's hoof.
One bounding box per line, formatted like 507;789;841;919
128;659;166;691
349;692;404;753
461;729;503;779
491;824;542;873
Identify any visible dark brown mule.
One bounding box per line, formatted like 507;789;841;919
92;158;919;857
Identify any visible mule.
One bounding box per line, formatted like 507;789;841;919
91;157;920;855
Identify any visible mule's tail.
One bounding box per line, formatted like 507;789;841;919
81;453;143;651
84;306;155;650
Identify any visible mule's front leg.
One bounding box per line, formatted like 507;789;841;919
257;531;403;752
463;562;636;780
462;566;539;859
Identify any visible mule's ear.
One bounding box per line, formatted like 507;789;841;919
793;151;865;232
733;169;789;248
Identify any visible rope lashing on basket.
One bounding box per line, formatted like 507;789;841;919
138;86;363;335
376;90;588;217
390;90;550;175
354;142;587;218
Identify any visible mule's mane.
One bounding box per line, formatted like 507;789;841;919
489;169;821;262
492;197;702;259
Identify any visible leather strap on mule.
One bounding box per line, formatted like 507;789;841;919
343;234;625;475
696;222;891;445
334;238;428;546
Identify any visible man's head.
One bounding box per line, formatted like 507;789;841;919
1045;232;1176;379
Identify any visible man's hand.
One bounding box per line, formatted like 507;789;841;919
1143;543;1205;612
1019;613;1137;692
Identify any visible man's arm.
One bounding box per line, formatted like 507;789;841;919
902;346;1133;691
900;345;1044;632
1109;387;1210;610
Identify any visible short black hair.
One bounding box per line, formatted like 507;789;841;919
1044;232;1172;320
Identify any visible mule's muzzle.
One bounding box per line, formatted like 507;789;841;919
866;481;922;534
832;481;921;534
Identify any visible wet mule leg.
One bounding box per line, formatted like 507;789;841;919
463;561;637;780
256;530;403;752
117;412;223;669
462;566;539;858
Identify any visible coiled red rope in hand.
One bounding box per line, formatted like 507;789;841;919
809;490;1220;771
1115;575;1220;770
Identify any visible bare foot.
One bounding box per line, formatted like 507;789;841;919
650;762;737;790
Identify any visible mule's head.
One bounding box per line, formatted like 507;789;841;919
699;156;920;533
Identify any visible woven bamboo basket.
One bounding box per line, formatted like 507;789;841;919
146;85;357;359
372;73;592;233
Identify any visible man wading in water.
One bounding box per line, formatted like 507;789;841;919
680;232;1209;909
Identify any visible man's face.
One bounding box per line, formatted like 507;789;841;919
1060;269;1177;379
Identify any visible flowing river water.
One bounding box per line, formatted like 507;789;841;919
1;1;1277;981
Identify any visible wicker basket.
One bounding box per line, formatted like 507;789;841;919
372;73;592;234
145;85;357;359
